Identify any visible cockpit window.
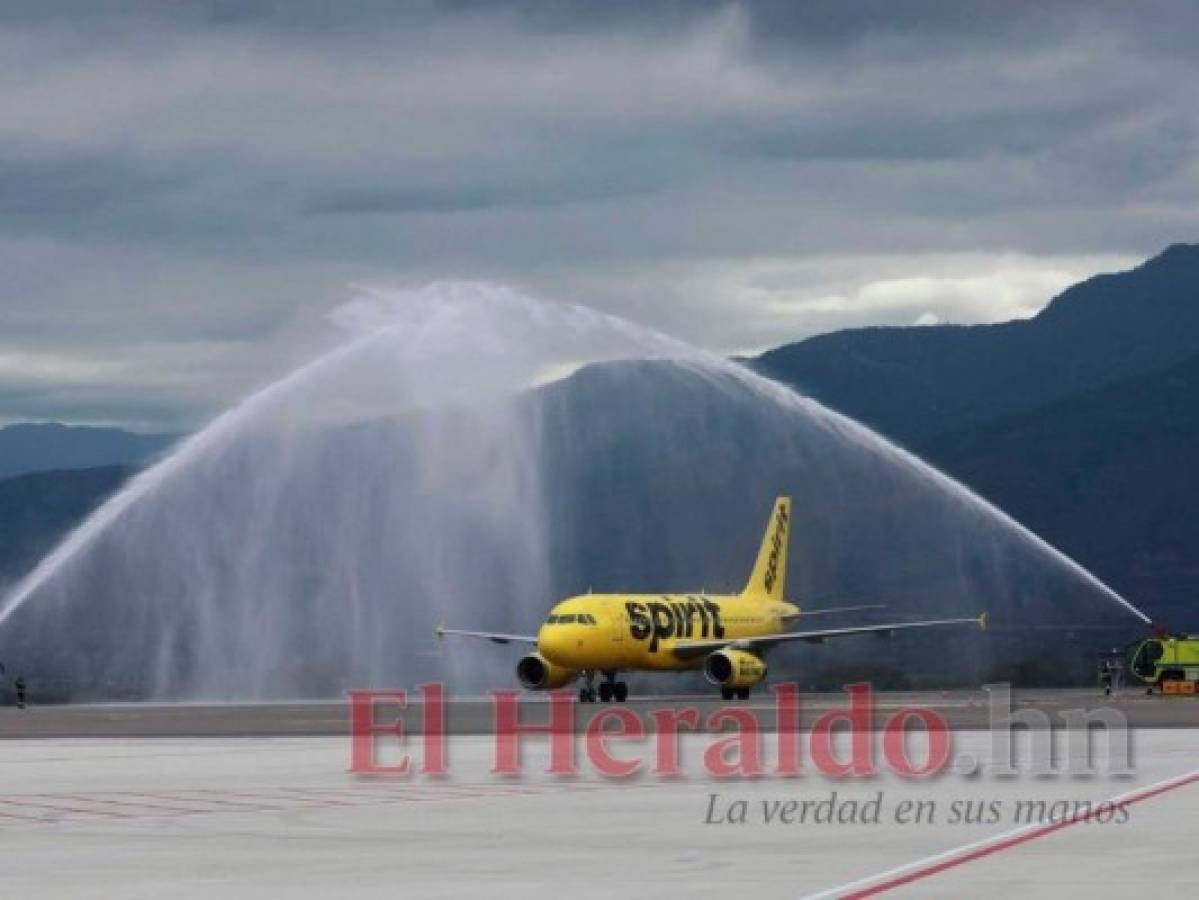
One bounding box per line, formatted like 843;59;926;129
546;612;597;625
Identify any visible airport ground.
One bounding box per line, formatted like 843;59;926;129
4;687;1199;737
1;691;1197;898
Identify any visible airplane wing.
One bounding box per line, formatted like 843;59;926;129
780;603;885;622
671;612;986;661
434;623;538;646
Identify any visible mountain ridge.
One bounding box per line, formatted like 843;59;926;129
0;422;176;480
752;243;1199;442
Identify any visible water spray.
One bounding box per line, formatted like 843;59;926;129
0;283;1151;698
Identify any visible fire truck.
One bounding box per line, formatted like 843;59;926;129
1130;633;1199;694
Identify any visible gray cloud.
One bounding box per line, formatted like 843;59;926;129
0;1;1195;428
0;147;203;215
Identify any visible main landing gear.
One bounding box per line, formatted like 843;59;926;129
578;671;628;703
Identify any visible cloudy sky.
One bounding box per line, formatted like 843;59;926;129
2;1;1196;430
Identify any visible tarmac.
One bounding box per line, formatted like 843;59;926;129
3;687;1199;738
0;690;1196;898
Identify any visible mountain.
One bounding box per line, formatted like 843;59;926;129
0;423;176;480
916;351;1199;627
753;243;1199;443
0;466;131;582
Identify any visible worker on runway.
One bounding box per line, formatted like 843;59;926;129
14;674;26;710
1099;659;1113;696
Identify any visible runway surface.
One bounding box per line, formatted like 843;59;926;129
0;722;1197;898
2;692;1198;897
3;688;1199;738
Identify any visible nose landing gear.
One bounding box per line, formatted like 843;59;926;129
578;671;628;703
578;670;597;703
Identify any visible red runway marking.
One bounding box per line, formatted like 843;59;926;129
0;797;134;818
0;775;676;830
399;784;534;799
51;793;204;815
187;788;339;807
255;795;362;810
804;769;1199;899
115;791;293;812
0;808;52;823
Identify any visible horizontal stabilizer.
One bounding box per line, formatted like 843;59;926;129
435;623;538;645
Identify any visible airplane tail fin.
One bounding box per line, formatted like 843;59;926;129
742;496;790;602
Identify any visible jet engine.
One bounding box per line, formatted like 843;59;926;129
516;653;578;690
703;648;767;688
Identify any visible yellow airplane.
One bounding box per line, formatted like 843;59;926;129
437;497;986;702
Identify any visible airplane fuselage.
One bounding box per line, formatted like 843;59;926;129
437;496;984;701
537;593;799;672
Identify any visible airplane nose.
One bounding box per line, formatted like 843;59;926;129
537;625;577;667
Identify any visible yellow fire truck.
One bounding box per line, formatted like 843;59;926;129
1130;634;1199;694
